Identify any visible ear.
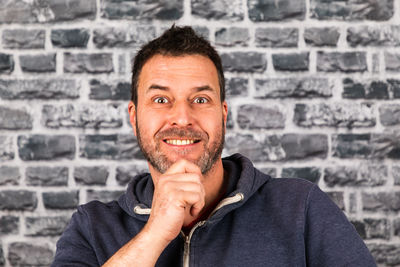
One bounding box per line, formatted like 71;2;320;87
222;101;228;129
128;101;137;136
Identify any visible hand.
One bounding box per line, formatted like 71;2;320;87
144;159;206;243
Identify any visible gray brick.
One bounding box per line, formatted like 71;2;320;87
43;191;79;209
390;79;400;98
280;134;328;161
326;192;344;210
74;166;109;185
0;166;20;185
237;104;285;129
25;216;70;236
42;103;123;129
395;218;400;236
51;29;90;48
192;26;210;39
226;78;248;97
0;106;32;130
226;108;234;130
0;0;96;23
89;79;131;100
224;133;328;162
18;135;76;161
8;242;53;266
192;0;243;21
379;104;400;126
294;103;375;128
0;136;14;162
385;52;400;72
86;190;124;203
372;134;400;159
342;78;390;99
248;0;305;21
310;0;394;21
20;53;56;73
363;192;400;212
0;53;14;74
0;216;19;235
0;191;37;211
215;27;249;47
0;79;80;100
359;165;388;186
221;52;267;73
324;165;387;187
254;78;333;98
349;193;357;214
102;0;183;20
394;166;400;186
2;29;45;49
368;244;400;265
79;134;144;160
255;28;298;48
304;27;340;47
347;25;400;47
116;164;149;185
93;26;155;49
26;167;68;186
317;51;367;72
332;133;400;159
281;167;320;183
93;28;126;48
351;219;390;240
324;166;357;187
48;0;97;22
224;133;268;162
0;1;38;23
64;53;114;74
272;52;309;71
0;246;3;267
332;134;371;159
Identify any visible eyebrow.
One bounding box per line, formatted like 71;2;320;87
147;84;169;92
146;84;216;93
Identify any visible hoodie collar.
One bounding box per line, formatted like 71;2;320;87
118;153;271;221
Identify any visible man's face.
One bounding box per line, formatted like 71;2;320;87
129;54;228;175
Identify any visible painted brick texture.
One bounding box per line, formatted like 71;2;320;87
0;0;399;266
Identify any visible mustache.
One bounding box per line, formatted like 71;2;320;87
156;127;207;140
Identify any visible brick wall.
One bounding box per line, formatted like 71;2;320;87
0;0;399;266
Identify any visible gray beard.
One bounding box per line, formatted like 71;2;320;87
135;118;225;175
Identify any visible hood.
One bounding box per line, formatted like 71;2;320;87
117;153;271;222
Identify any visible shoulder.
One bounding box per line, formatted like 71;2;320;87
75;200;123;223
262;176;317;198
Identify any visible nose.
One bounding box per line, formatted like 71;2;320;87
169;101;193;127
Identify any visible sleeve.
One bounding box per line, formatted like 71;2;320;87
304;185;377;267
52;206;99;267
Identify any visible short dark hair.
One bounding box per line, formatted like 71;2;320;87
131;25;225;106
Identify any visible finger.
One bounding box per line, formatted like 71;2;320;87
176;190;205;215
162;181;204;193
189;195;205;217
160;173;202;185
165;159;201;175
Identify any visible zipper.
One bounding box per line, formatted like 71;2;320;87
181;192;244;267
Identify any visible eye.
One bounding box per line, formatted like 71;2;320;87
153;97;169;104
193;97;208;104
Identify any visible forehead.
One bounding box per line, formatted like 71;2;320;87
138;54;220;96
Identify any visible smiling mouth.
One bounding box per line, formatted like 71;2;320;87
164;139;201;146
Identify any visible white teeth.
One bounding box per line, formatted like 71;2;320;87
166;139;195;145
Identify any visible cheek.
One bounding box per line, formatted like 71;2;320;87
137;110;163;135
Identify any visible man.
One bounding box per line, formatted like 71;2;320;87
53;25;376;266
